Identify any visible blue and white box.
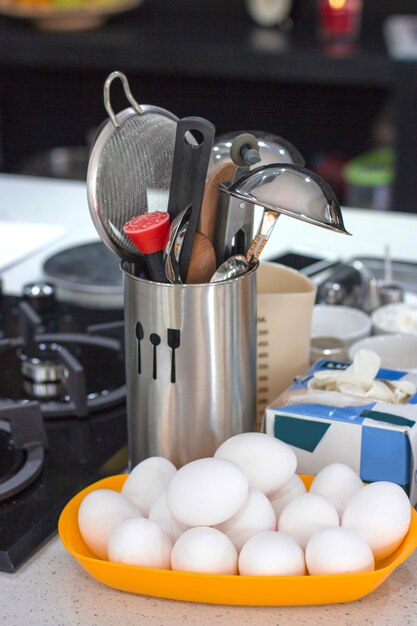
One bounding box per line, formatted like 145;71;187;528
265;359;417;505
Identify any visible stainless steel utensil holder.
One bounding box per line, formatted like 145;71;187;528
122;262;257;468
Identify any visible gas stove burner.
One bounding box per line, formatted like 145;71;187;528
0;402;47;503
0;274;126;417
20;343;69;400
0;333;126;418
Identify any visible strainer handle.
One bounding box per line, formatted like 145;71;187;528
104;71;144;128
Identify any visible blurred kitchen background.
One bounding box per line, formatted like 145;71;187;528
0;0;417;212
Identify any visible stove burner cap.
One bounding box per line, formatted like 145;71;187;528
20;343;68;400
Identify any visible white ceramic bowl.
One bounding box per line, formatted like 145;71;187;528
348;334;417;371
311;305;372;346
372;303;417;336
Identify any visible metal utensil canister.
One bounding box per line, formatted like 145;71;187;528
122;261;258;468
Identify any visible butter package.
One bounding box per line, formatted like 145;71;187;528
264;357;417;504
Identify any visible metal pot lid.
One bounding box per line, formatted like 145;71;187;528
209;130;305;173
43;241;123;308
223;163;351;235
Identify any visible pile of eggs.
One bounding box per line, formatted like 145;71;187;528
78;432;412;576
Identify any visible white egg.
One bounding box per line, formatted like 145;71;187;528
342;481;411;560
309;463;363;518
107;517;172;569
214;432;297;496
171;527;238;575
166;457;249;527
121;456;177;516
306;527;375;575
215;488;276;552
148;489;189;542
238;531;305;576
278;493;339;550
78;488;141;560
269;474;307;520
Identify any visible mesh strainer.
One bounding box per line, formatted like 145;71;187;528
87;71;178;261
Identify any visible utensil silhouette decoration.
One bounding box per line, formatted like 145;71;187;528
135;322;144;375
150;333;161;380
134;325;181;383
167;329;181;383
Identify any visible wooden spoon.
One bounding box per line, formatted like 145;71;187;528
199;162;236;243
185;232;217;284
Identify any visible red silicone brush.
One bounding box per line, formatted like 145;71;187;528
124;211;170;283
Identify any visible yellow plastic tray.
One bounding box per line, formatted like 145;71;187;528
58;474;417;606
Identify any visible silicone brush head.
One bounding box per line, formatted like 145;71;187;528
124;211;170;254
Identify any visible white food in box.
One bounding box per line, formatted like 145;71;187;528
264;356;417;505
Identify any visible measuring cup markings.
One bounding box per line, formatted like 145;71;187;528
257;316;271;420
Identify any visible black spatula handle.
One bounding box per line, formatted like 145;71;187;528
167;117;215;282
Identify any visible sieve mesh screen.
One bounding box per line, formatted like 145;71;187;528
95;113;177;258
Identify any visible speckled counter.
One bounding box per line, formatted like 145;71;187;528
1;534;416;626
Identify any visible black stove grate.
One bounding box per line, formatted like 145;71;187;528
0;404;128;572
0;275;128;572
0;403;47;502
0;431;25;484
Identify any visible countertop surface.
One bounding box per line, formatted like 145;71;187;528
1;533;417;626
2;173;417;624
2;172;417;293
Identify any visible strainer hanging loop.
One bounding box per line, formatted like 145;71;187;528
104;71;144;128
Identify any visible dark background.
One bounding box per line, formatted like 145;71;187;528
0;0;416;211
